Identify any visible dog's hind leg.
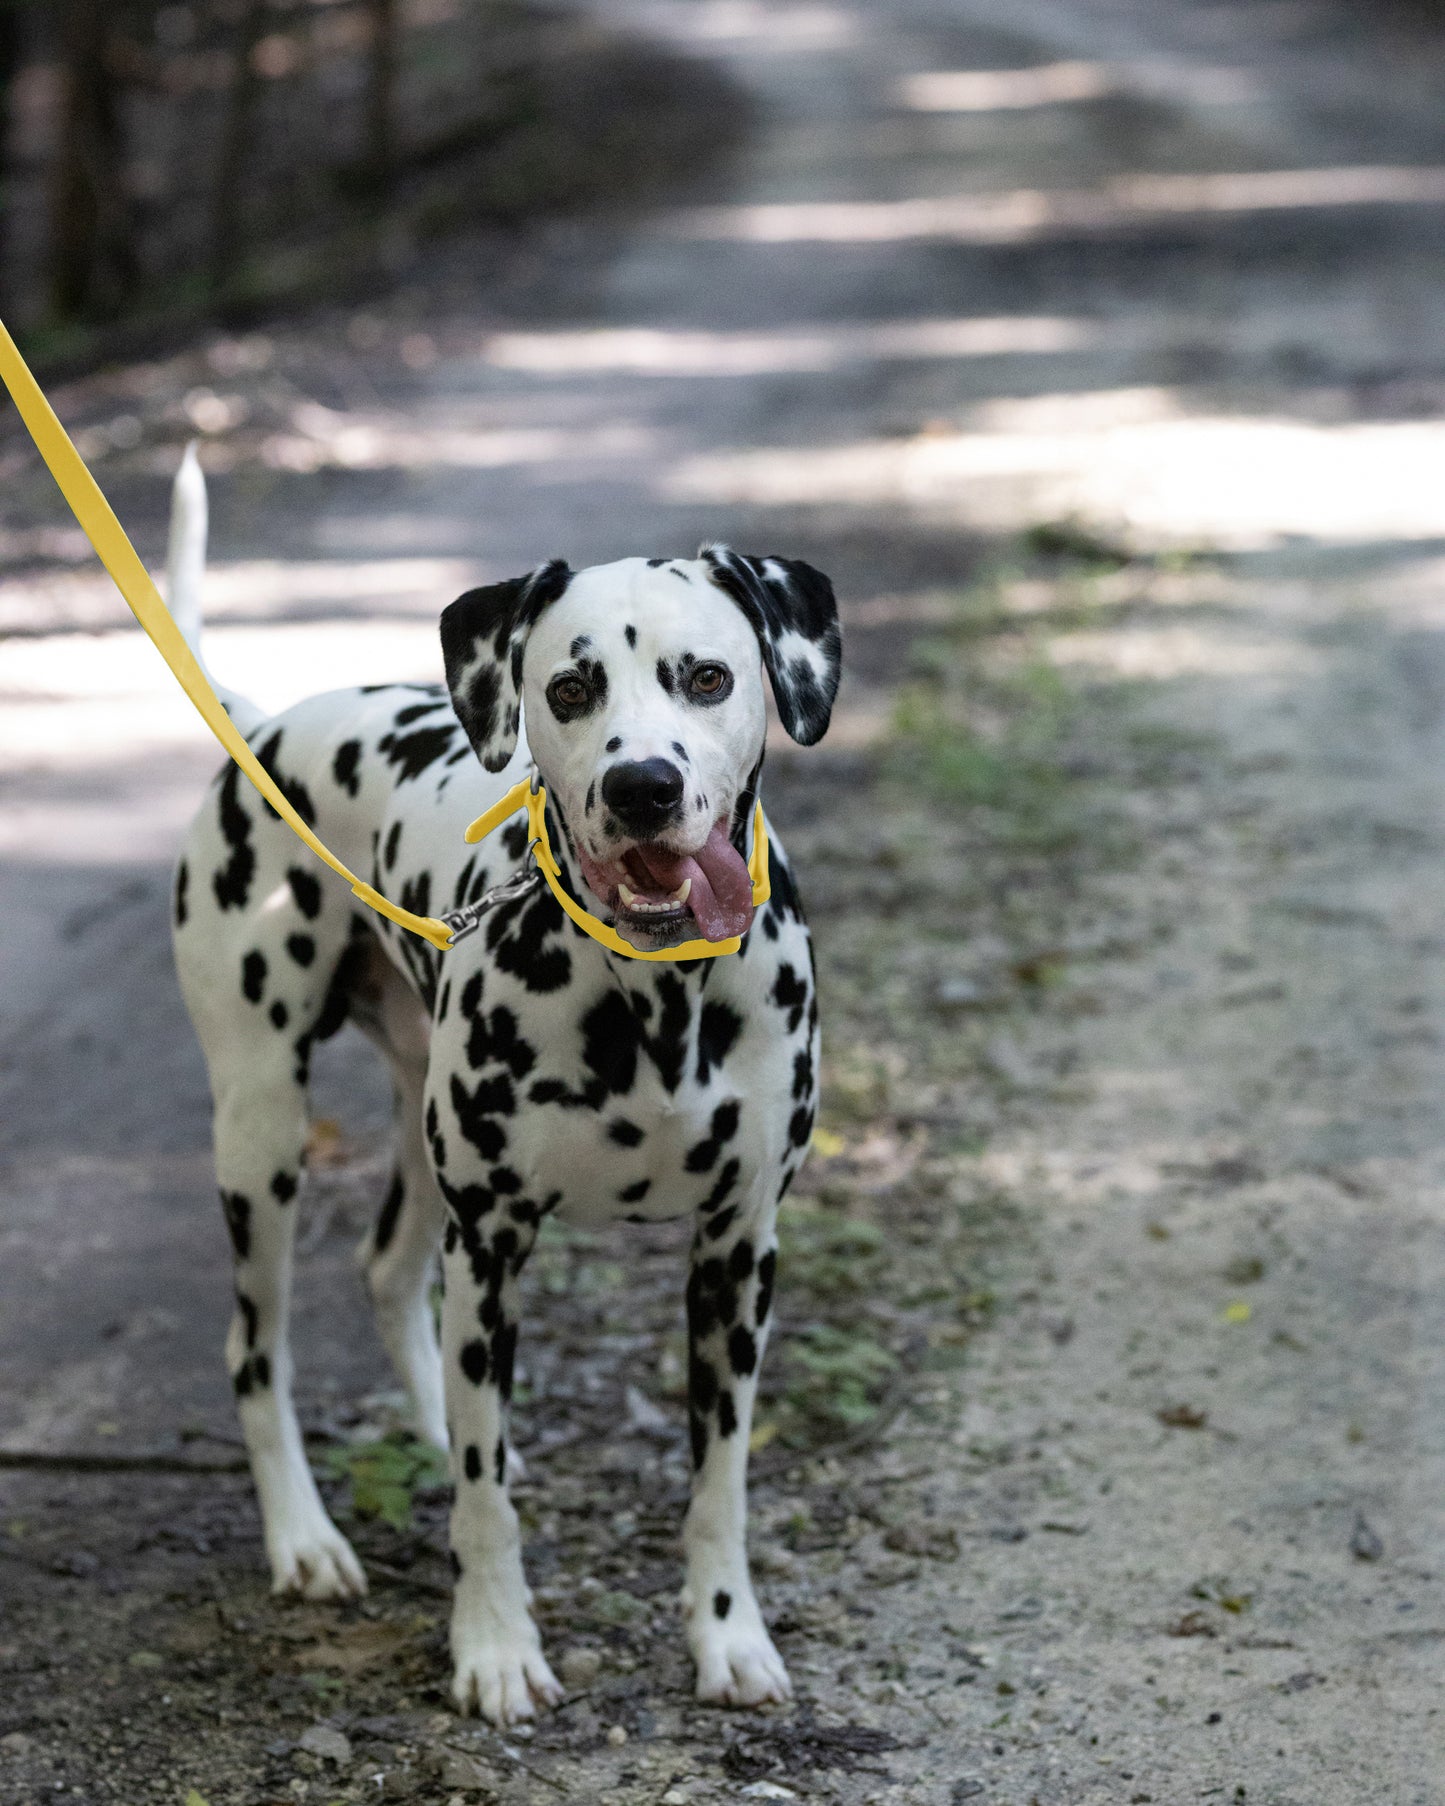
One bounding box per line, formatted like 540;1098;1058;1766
349;944;447;1450
681;1184;792;1707
209;1043;367;1600
177;852;369;1601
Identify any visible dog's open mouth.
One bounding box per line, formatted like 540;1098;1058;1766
575;821;756;946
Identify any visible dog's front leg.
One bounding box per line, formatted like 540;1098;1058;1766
440;1206;562;1724
682;1193;792;1707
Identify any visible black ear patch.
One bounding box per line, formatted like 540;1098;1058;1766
440;560;572;771
700;546;842;745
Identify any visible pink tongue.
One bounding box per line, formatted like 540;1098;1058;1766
630;824;755;941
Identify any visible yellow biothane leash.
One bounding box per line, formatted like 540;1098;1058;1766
0;319;767;961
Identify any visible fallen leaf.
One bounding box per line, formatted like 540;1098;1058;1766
749;1420;779;1453
1223;1301;1252;1324
811;1127;846;1158
294;1620;418;1675
305;1117;346;1167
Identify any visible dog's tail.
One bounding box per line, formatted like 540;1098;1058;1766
165;441;268;737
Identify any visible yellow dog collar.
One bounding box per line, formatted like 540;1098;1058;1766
464;779;770;962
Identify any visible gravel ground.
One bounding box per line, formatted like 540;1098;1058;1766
7;1;1445;1802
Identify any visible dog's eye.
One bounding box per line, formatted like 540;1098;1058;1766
548;675;588;711
691;663;730;697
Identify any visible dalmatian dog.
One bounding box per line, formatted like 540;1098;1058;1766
167;449;841;1722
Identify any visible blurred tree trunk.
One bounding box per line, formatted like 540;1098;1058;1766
0;2;23;321
366;0;397;195
210;0;268;294
49;0;137;319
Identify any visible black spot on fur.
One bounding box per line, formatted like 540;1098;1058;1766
270;1000;288;1029
494;1438;506;1483
714;1590;732;1620
619;1177;652;1203
220;1190;251;1260
449;1550;462;1579
463;1442;482;1482
394;699;447;727
609;1118;644;1148
460;1339;489;1385
717;1390;738;1438
377;723;457;783
286;932;316;968
728;1239;754;1282
270;1170;297;1203
287;865;323;920
772;963;809;1033
655;658;676;697
755;1250;776;1325
373;1172;404;1253
625;624;637;647
450;1073;510;1163
236;1291;258;1348
789;1103;814;1148
241;949;266;1003
384;821;402;871
728;1325;758;1376
465;1001;536;1080
174;860;189;927
700;1157;740;1220
332;739;363;797
486;886;571;994
697;1000;743;1084
685;1099;742;1173
501;817;529;861
253;729;317;828
213;764;255;911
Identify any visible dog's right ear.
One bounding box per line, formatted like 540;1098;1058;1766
440;559;572;771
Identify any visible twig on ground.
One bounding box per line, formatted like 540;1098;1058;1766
0;1448;248;1475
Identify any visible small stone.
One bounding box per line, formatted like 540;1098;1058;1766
606;1724;628;1747
662;1791;690;1805
126;1650;164;1670
560;1646;602;1689
741;1786;797;1802
1350;1513;1384;1562
298;1724;352;1765
1;1732;33;1755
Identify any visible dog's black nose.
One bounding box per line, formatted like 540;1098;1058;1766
601;758;685;833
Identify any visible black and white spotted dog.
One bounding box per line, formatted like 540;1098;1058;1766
167;449;841;1722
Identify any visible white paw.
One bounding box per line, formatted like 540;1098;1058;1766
267;1517;367;1601
451;1621;563;1724
691;1613;793;1708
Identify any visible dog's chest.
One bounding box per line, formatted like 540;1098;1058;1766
430;918;808;1230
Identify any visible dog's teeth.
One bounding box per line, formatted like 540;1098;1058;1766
671;879;692;904
619;882;637;907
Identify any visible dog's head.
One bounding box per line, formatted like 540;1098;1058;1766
440;548;841;950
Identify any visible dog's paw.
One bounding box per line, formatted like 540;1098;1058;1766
451;1624;563;1725
267;1519;367;1602
691;1614;793;1708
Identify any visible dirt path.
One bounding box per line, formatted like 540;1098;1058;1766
7;0;1445;1801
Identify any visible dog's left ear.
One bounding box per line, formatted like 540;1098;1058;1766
440;559;572;771
701;546;842;745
